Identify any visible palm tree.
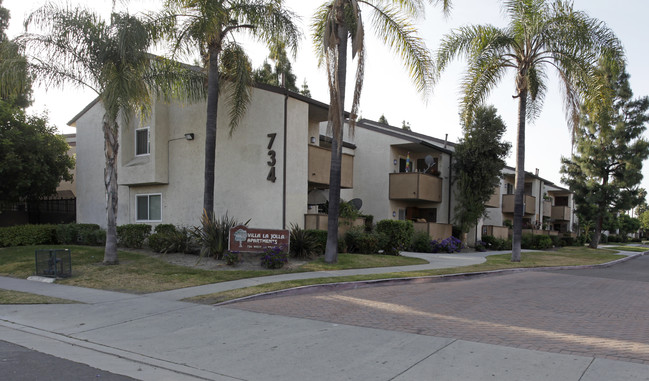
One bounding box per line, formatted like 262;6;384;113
156;0;300;216
312;0;451;263
434;0;623;261
0;0;31;106
23;4;205;264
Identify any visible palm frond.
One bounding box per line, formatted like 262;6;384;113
366;2;433;94
220;43;253;135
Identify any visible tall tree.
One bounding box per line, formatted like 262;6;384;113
454;105;511;238
312;0;451;263
0;0;31;106
0;100;74;203
253;41;299;91
157;0;300;216
299;78;312;97
561;64;649;248
23;4;204;264
434;0;623;261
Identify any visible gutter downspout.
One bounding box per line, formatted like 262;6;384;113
282;88;288;229
448;153;452;224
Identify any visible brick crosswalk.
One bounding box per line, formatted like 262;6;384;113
227;270;649;364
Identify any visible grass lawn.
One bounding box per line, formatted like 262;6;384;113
605;246;648;253
0;289;79;304
0;245;425;295
186;247;625;304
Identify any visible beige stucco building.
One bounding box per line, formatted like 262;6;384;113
70;84;457;237
71;82;575;243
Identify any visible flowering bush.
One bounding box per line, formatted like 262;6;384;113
260;245;288;269
431;236;463;253
474;240;487;252
223;251;240;266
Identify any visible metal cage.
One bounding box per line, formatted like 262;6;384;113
35;249;71;278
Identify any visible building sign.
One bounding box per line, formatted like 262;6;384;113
228;225;290;253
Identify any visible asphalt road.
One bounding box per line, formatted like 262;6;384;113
0;340;136;381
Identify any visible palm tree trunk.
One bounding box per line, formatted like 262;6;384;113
511;89;527;262
203;47;220;215
324;22;349;264
103;115;119;264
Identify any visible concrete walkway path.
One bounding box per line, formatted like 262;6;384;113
1;248;647;380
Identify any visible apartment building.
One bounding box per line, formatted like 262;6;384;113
70;83;455;238
71;82;574;244
478;167;577;244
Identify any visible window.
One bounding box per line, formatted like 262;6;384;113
135;127;150;156
506;183;514;195
136;194;161;221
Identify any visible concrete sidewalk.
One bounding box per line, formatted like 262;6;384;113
1;249;648;380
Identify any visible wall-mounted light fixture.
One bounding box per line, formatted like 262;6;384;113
393;159;397;165
310;136;316;144
184;133;195;140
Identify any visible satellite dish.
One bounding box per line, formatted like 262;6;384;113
349;198;363;211
308;190;328;204
424;155;436;172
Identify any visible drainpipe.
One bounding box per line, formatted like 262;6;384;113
448;153;452;224
282;88;288;229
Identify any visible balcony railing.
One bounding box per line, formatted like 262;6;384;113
543;200;552;217
389;172;442;202
485;186;500;208
502;194;536;215
308;145;354;188
551;206;571;221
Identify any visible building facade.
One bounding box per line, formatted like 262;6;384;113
71;83;574;243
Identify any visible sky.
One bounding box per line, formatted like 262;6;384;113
4;0;649;192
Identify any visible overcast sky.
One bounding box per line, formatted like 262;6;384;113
4;0;649;192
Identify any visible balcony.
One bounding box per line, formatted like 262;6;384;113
389;173;442;203
543;200;552;217
485;186;500;208
413;222;452;240
551;206;571;221
502;194;536;215
308;145;354;188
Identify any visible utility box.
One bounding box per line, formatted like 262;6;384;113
35;249;71;278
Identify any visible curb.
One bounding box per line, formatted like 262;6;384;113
214;251;647;307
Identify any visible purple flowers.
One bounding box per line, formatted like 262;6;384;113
430;236;463;253
260;245;288;269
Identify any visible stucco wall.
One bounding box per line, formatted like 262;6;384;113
74;102;108;227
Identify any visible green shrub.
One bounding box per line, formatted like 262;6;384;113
223;250;240;266
549;235;561;248
194;212;248;259
607;234;622;243
363;215;374;232
55;223;102;245
147;227;193;254
116;224;151;248
481;235;511;250
600;233;608;244
521;234;534;249
154;224;177;235
532;235;553;250
260;245;288;269
82;229;106;246
0;224;57;247
344;227;382;254
410;230;433;253
376;219;414;255
306;229;328;255
289;224;320;259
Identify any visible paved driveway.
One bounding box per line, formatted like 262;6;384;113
227;255;649;365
